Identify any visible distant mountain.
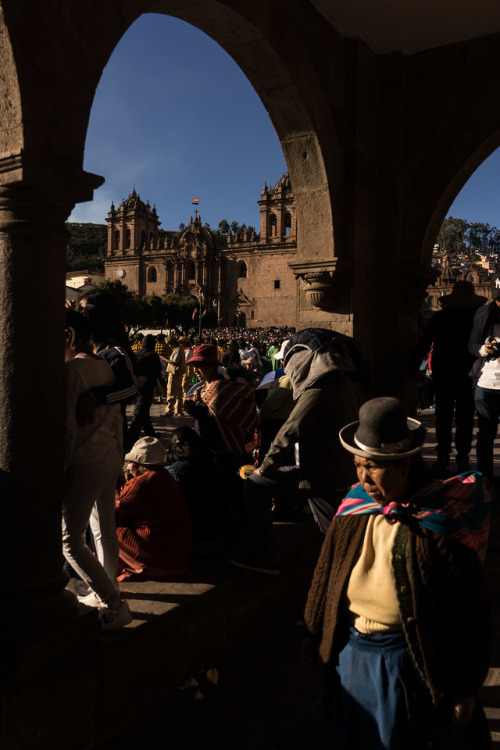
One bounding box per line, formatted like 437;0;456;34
66;222;107;272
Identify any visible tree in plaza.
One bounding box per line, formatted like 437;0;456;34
230;220;240;235
467;221;492;253
142;294;167;329
490;227;500;254
218;219;230;235
437;216;500;256
96;279;144;331
437;217;468;254
162;292;195;329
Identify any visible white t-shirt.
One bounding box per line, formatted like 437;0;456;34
64;354;122;469
477;323;500;389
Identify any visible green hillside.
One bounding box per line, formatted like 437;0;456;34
66;222;107;272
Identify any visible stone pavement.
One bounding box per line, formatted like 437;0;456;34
100;403;500;750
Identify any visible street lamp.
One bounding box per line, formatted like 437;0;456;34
192;288;204;340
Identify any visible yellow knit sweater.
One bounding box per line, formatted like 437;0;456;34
345;515;402;633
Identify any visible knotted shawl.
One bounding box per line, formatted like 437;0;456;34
200;379;258;459
335;472;490;561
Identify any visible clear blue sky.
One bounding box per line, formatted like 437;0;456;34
448;152;500;228
70;12;500;233
69;13;287;231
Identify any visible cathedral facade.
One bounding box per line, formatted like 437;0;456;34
104;175;298;327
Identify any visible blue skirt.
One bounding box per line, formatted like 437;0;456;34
322;626;490;750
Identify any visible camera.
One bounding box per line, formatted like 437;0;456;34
486;338;500;361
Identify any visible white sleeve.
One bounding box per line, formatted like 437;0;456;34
64;363;88;470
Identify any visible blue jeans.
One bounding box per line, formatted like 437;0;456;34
475;385;500;479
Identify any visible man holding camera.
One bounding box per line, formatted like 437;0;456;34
469;274;500;484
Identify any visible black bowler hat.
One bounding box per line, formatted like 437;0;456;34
339;397;426;460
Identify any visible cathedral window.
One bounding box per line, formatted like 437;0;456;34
149;232;154;248
126;229;131;249
141;230;146;248
147;266;157;283
274;279;281;289
114;230;120;250
238;262;247;278
284;213;292;236
270;215;277;237
186;260;195;281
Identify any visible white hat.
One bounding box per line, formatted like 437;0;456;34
274;339;290;361
124;436;167;466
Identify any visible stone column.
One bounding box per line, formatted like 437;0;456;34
0;179;100;682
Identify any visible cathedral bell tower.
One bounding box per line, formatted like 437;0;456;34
106;188;160;256
258;174;296;243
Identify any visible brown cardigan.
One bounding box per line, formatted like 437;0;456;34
304;515;491;704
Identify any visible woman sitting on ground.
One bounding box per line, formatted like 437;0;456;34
167;427;232;557
117;436;193;581
304;397;492;749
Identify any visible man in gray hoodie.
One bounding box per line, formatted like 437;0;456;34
230;331;361;574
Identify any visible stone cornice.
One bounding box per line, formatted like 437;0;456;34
0;149;104;205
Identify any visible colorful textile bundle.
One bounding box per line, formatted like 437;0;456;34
201;379;257;459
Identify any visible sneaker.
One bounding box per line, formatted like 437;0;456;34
230;558;280;576
98;600;133;631
75;580;92;597
78;592;103;608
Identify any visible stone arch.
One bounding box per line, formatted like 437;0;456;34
270;214;277;237
465;269;480;284
238;261;247;279
40;1;340;282
420;131;500;270
185;259;195;281
0;22;23;158
147;265;157;283
166;260;174;286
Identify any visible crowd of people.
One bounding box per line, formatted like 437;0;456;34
62;288;494;748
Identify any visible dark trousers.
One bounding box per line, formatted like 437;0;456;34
245;467;341;535
475;385;500;479
433;375;475;461
127;383;155;450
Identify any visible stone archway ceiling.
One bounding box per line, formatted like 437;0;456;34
310;0;500;54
